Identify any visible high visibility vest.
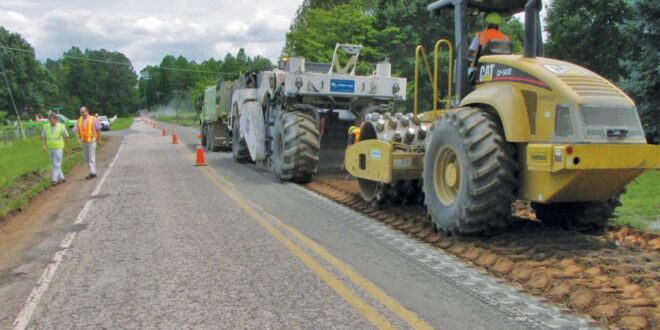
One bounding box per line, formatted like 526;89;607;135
477;29;509;48
348;126;360;144
77;116;97;143
44;123;65;149
352;128;360;143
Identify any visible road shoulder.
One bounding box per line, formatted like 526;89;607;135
0;136;122;329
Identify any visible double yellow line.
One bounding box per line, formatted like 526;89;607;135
176;144;433;329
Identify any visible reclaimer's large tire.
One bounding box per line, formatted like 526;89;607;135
423;107;517;235
232;117;250;163
532;190;624;233
206;124;214;152
272;111;320;183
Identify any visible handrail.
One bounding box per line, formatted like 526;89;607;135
433;39;453;120
414;40;454;118
414;45;434;116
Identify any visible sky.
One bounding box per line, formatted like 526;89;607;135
0;0;303;72
0;1;549;74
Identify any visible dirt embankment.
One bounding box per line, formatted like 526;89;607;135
0;136;121;284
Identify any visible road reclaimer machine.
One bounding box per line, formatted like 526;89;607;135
344;0;659;235
199;81;233;152
230;44;407;183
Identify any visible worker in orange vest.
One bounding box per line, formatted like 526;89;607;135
468;12;510;59
75;106;101;179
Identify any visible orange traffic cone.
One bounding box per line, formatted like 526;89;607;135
194;134;207;166
172;130;179;144
162;128;167;136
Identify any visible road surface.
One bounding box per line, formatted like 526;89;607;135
0;120;591;329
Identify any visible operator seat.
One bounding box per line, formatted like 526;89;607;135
469;40;513;85
481;40;513;56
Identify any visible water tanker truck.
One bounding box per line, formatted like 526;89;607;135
199;81;233;151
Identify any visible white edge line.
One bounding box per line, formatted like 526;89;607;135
11;141;125;330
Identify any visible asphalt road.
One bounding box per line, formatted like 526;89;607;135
3;120;591;329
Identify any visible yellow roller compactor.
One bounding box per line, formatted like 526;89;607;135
345;0;659;235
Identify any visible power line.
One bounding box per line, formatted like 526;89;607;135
0;45;241;76
0;35;31;82
0;35;34;102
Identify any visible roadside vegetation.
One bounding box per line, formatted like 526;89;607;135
0;137;85;219
110;117;134;131
615;170;660;230
156;113;198;127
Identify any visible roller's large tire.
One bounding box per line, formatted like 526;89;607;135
532;190;624;233
272;112;320;183
232;117;250;163
423;107;517;235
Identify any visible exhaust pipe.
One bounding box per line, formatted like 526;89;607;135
524;0;540;58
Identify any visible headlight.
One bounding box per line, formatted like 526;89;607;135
554;104;574;137
579;104;644;139
295;78;303;90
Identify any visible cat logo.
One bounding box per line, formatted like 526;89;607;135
479;64;495;82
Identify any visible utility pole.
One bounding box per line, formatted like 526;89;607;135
0;57;25;138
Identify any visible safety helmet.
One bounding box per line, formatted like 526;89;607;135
485;12;503;26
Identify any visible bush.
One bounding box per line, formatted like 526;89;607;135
0;110;8;125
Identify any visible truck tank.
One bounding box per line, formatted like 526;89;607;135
199;81;232;152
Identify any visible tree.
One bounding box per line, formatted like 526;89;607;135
251;55;274;72
0;26;57;118
285;1;524;110
500;17;525;54
372;0;464;109
286;4;402;75
136;49;273;112
618;0;659;143
56;47;138;116
545;0;633;81
0;110;8;124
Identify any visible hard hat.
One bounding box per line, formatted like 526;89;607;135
485;12;503;26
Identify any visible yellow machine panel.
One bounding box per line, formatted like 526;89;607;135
344;140;423;184
520;143;660;202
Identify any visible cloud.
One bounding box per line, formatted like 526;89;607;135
0;0;301;72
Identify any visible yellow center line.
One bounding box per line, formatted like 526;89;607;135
181;144;435;329
175;145;394;329
271;210;433;330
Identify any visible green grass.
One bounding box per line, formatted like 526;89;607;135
157;113;199;127
0;137;83;218
0;137;50;188
110;117;134;131
615;170;660;230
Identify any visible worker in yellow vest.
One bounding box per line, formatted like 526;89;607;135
75;106;101;179
41;113;70;186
